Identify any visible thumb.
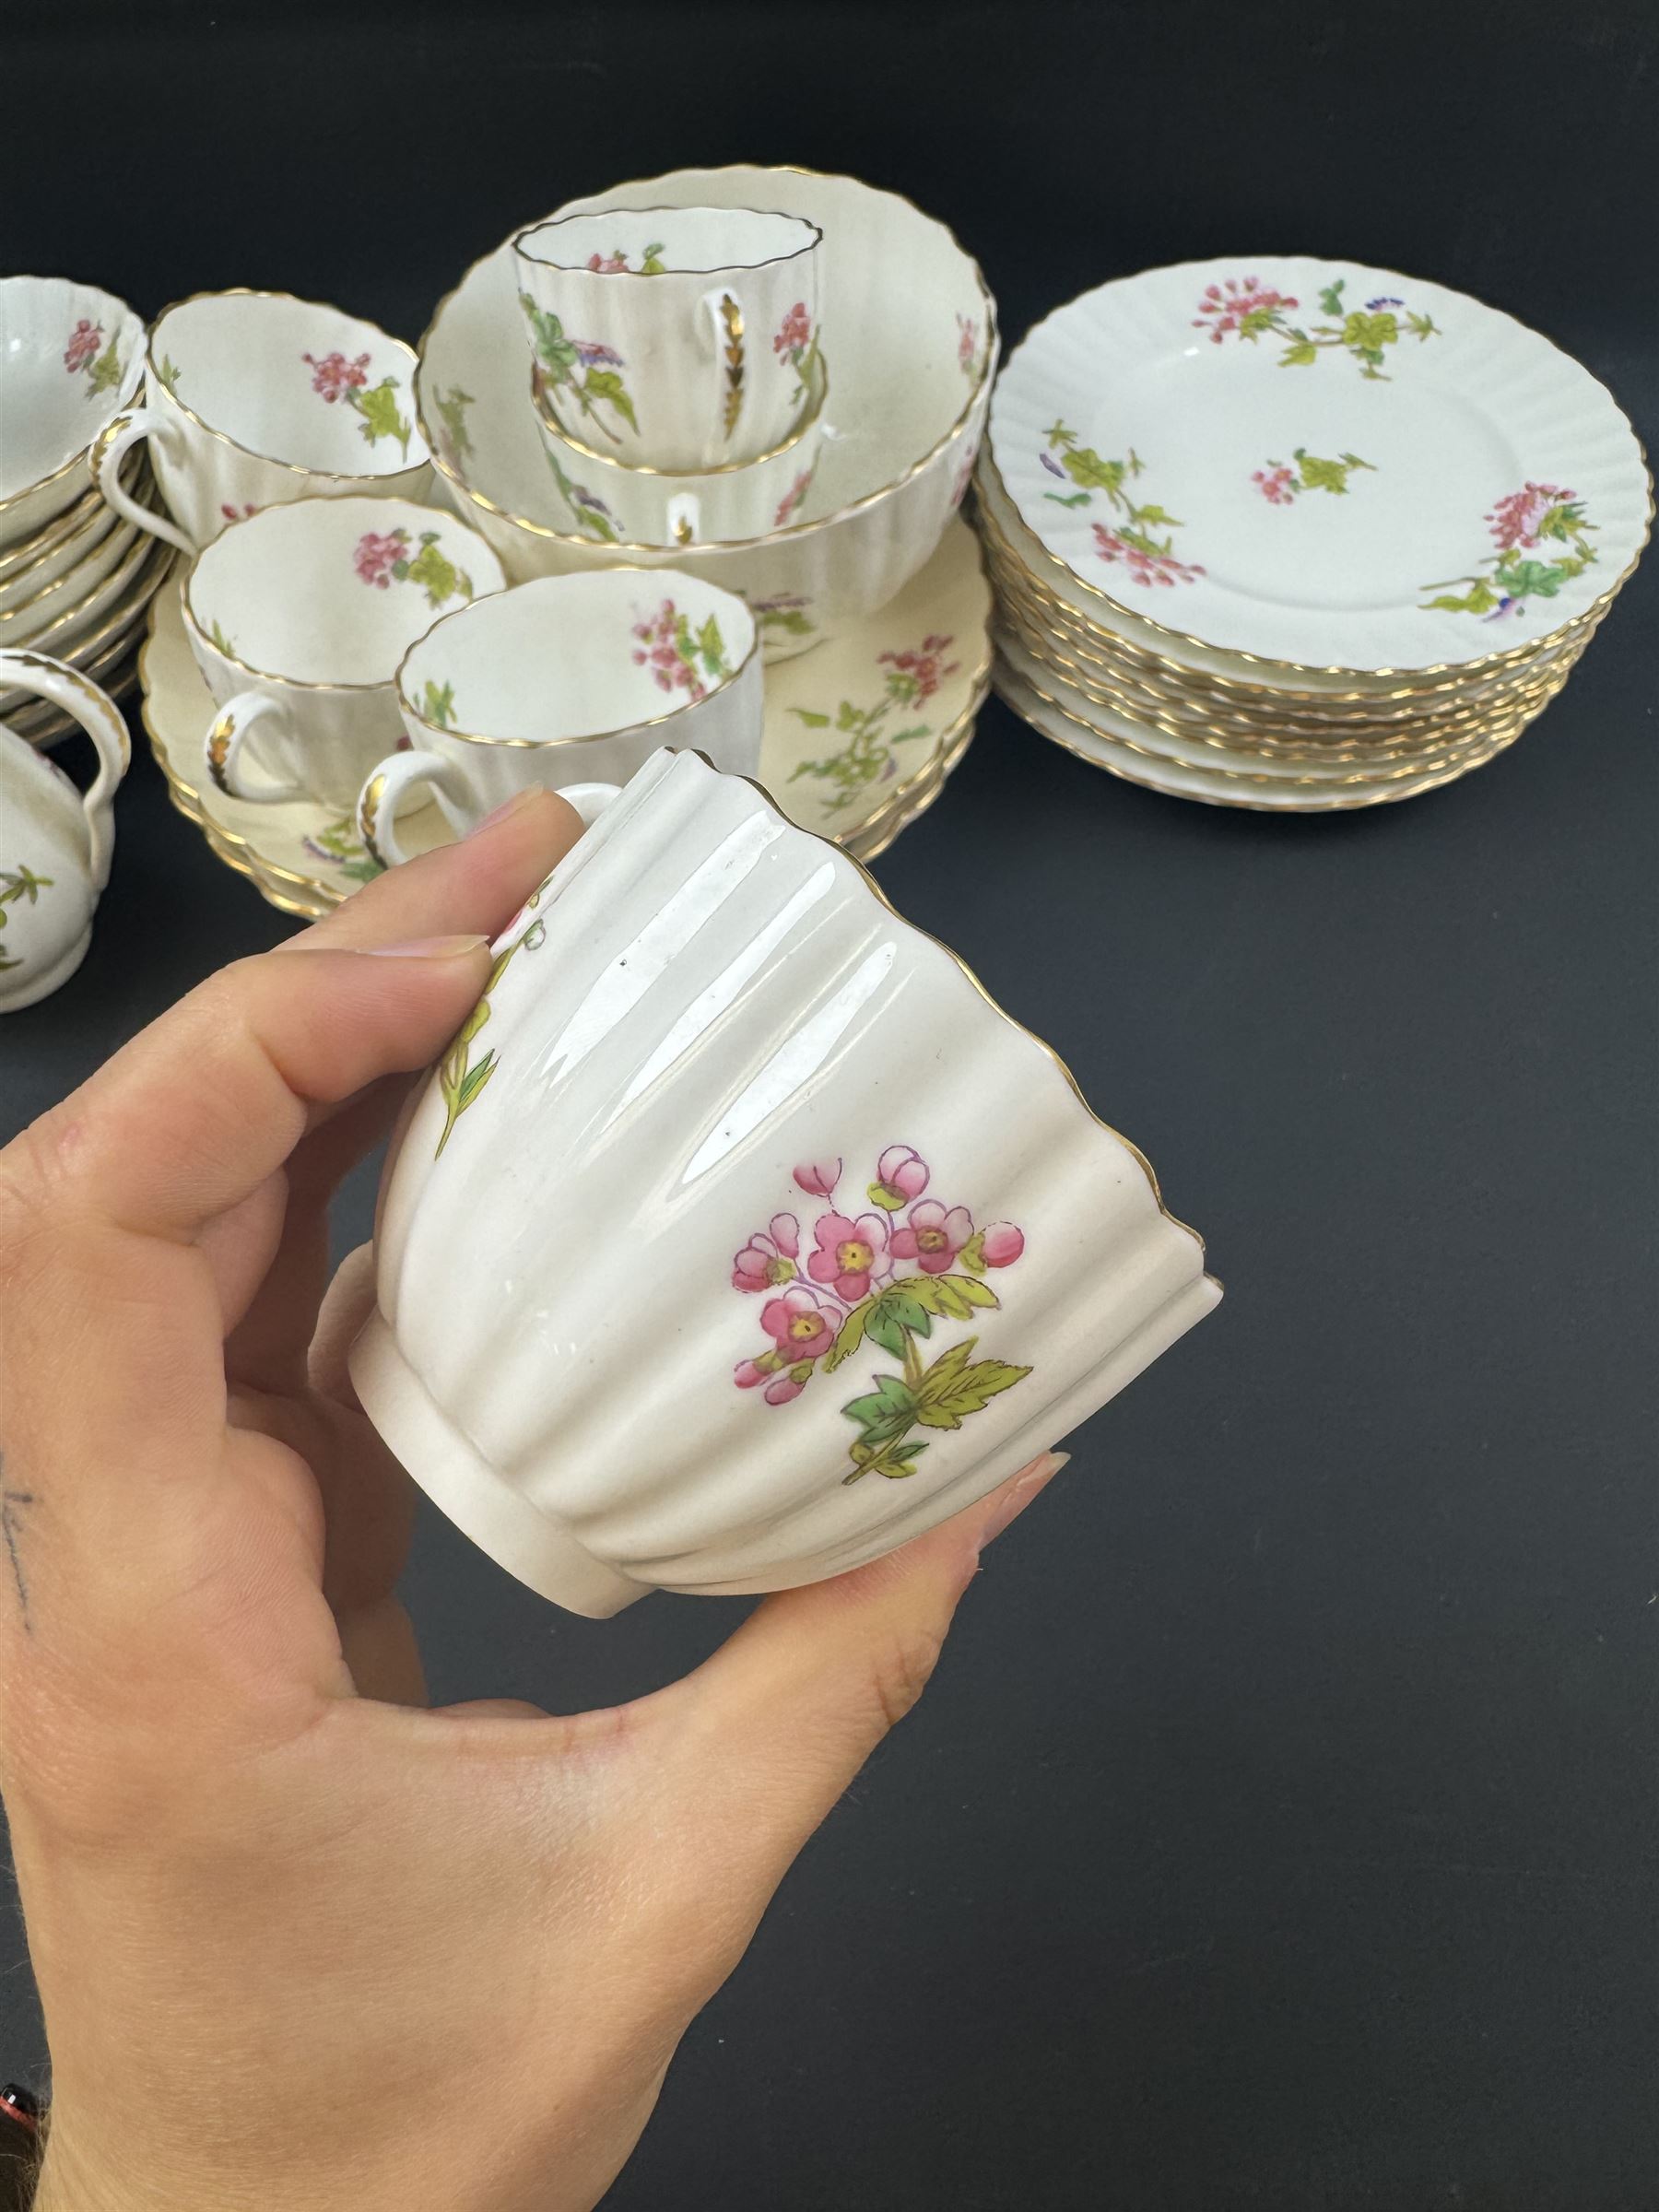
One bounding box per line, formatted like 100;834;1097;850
649;1451;1067;1913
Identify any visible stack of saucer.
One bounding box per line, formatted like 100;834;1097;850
1;276;179;748
978;256;1651;809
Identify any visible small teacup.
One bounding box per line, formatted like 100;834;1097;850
186;496;505;811
513;206;823;469
531;348;829;547
358;569;761;865
89;289;433;558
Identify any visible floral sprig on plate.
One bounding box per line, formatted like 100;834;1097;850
521;293;638;444
1253;448;1376;503
64;319;124;398
301;818;382;887
956;313;980;380
302;350;414;458
733;1150;1030;1485
1420;482;1597;620
353;527;474;608
788;633;958;815
0;865;52;973
1041;423;1205;588
631;598;732;701
1194;274;1439;380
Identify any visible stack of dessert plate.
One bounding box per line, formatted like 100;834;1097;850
978;256;1652;809
1;276;179;749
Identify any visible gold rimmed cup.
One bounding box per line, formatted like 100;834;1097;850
88;288;435;559
181;494;504;811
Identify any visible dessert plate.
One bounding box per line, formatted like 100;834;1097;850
990;256;1651;676
995;655;1526;811
140;516;991;914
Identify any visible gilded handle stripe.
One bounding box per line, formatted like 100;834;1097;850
719;293;744;442
206;712;236;795
358;771;389;871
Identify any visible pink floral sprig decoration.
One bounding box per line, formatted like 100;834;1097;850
64;317;123;396
772;300;819;406
304;349;414;458
731;1148;1030;1482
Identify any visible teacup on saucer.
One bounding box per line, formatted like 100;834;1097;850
90;289;433;557
530;349;828;547
184;495;504;811
513;205;823;469
358;570;761;865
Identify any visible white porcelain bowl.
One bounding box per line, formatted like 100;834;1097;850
415;166;996;662
0;276;146;549
350;747;1218;1615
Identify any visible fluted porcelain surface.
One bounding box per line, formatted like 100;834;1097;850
416;166;995;660
353;750;1218;1614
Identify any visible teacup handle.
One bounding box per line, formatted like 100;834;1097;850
0;651;130;890
357;750;620;870
88;408;196;557
703;288;745;451
203;691;304;806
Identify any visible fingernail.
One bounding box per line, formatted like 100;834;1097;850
362;934;488;960
465;788;547;839
978;1451;1069;1550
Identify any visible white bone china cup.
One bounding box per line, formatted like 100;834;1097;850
512;206;823;469
530;348;829;547
185;496;505;812
359;569;761;865
89;289;434;558
347;747;1220;1616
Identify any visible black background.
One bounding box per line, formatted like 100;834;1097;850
4;3;1656;2205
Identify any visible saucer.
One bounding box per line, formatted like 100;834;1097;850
140;515;991;915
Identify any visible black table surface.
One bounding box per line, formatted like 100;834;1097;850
4;4;1655;2206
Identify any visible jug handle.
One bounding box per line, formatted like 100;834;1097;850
0;651;130;890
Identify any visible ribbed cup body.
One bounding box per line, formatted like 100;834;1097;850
357;749;1218;1610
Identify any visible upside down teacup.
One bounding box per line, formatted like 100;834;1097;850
186;496;505;812
530;348;829;547
88;289;434;558
513;206;823;468
348;746;1220;1617
356;570;761;865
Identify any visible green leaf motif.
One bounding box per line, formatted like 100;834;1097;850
790;707;832;729
351;377;413;458
1062;447;1126;494
1494;557;1569;599
825;1302;869;1372
1279;338;1319;368
1043;490;1092;508
582;368;638;434
1318;279;1347;316
865;1290;933;1359
404;534;471;609
910;1335;1034;1430
435;384;477;465
421;679;457;729
842;1371;921;1446
87;341;124;395
1343;311;1397;354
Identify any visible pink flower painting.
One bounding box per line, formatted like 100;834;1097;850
731;1146;1032;1484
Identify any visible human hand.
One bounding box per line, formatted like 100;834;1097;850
0;790;1062;2212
